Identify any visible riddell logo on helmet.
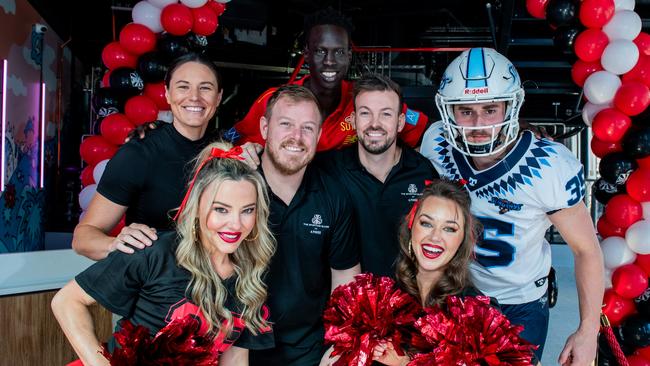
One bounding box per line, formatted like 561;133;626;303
464;87;489;95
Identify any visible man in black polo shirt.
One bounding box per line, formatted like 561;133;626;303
249;85;361;366
317;73;439;277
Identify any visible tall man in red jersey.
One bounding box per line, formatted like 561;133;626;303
225;8;428;151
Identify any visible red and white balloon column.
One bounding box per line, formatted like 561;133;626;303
78;0;228;235
528;0;650;362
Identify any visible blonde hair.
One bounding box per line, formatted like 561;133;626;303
174;141;275;337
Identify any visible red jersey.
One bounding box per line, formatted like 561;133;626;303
228;77;429;151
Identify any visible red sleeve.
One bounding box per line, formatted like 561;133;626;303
399;103;429;148
230;88;277;146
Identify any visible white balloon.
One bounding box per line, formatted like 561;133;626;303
93;159;110;184
148;0;177;8
582;102;612;126
603;10;642;41
604;267;613;289
643;202;650;220
601;236;637;269
601;40;640;75
79;184;98;211
215;0;231;3
180;0;208;8
158;110;173;123
132;1;163;33
583;71;622;105
626;220;650;254
614;0;635;11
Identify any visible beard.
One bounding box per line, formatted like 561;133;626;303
266;139;314;175
359;129;397;155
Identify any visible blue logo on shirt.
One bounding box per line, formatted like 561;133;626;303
405;109;419;125
223;127;240;143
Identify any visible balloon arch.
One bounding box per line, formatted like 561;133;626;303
78;0;228;234
528;0;650;363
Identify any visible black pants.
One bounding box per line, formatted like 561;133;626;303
250;341;326;366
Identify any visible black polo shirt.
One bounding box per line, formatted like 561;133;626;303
316;145;438;277
257;165;359;350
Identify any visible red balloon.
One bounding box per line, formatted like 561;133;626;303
605;194;643;229
628;355;650;366
143;82;170;110
192;5;219;36
80;136;118;166
579;0;615;28
613;264;649;299
591;136;622;158
119;23;157;56
161;4;193;36
597;216;627;238
100;113;136;145
109;215;126;237
615;81;650;116
125;95;159;126
526;0;549;19
206;0;226;16
101;71;111;88
639;156;650;170
635;254;650;277
635;32;650;57
603;288;637;326
80;165;95;187
575;29;610;62
626;167;650;202
624;55;650;89
571;59;603;87
101;41;137;70
592;108;632;142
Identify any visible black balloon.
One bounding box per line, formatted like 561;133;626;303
92;87;124;113
635;287;650;318
553;26;582;56
186;33;209;53
593;178;626;205
599;152;638;186
619;314;650;348
622;127;650;160
157;34;191;62
546;0;580;28
137;52;169;83
109;68;144;96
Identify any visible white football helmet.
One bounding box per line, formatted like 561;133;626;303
435;48;525;157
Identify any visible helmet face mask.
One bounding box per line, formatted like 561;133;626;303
435;48;525;158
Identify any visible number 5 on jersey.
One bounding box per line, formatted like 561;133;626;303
475;217;515;268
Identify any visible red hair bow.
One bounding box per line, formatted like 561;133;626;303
173;146;246;221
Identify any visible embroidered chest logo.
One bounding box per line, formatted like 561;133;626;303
468;177;478;187
488;196;523;214
312;214;323;225
402;183;422;202
304;214;330;235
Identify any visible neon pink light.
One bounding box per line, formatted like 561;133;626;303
40;82;45;188
1;60;6;192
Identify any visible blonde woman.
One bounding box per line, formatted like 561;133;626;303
52;141;276;365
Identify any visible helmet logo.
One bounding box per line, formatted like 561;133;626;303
463;87;489;95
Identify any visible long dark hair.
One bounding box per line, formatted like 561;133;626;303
395;179;481;307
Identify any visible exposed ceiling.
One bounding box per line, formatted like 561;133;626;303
26;0;650;124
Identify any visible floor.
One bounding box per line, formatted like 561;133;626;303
542;244;582;365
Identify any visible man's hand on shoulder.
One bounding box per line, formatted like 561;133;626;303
109;223;158;254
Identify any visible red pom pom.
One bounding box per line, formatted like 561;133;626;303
410;296;535;366
323;274;423;366
102;315;218;365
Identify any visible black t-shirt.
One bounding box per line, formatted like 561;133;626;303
97;123;208;230
76;231;274;354
316;145;439;277
259;165;359;349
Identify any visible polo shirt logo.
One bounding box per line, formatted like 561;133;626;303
303;214;330;235
311;214;323;225
407;184;417;194
405;109;419;126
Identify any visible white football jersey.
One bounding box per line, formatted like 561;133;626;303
421;121;585;304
